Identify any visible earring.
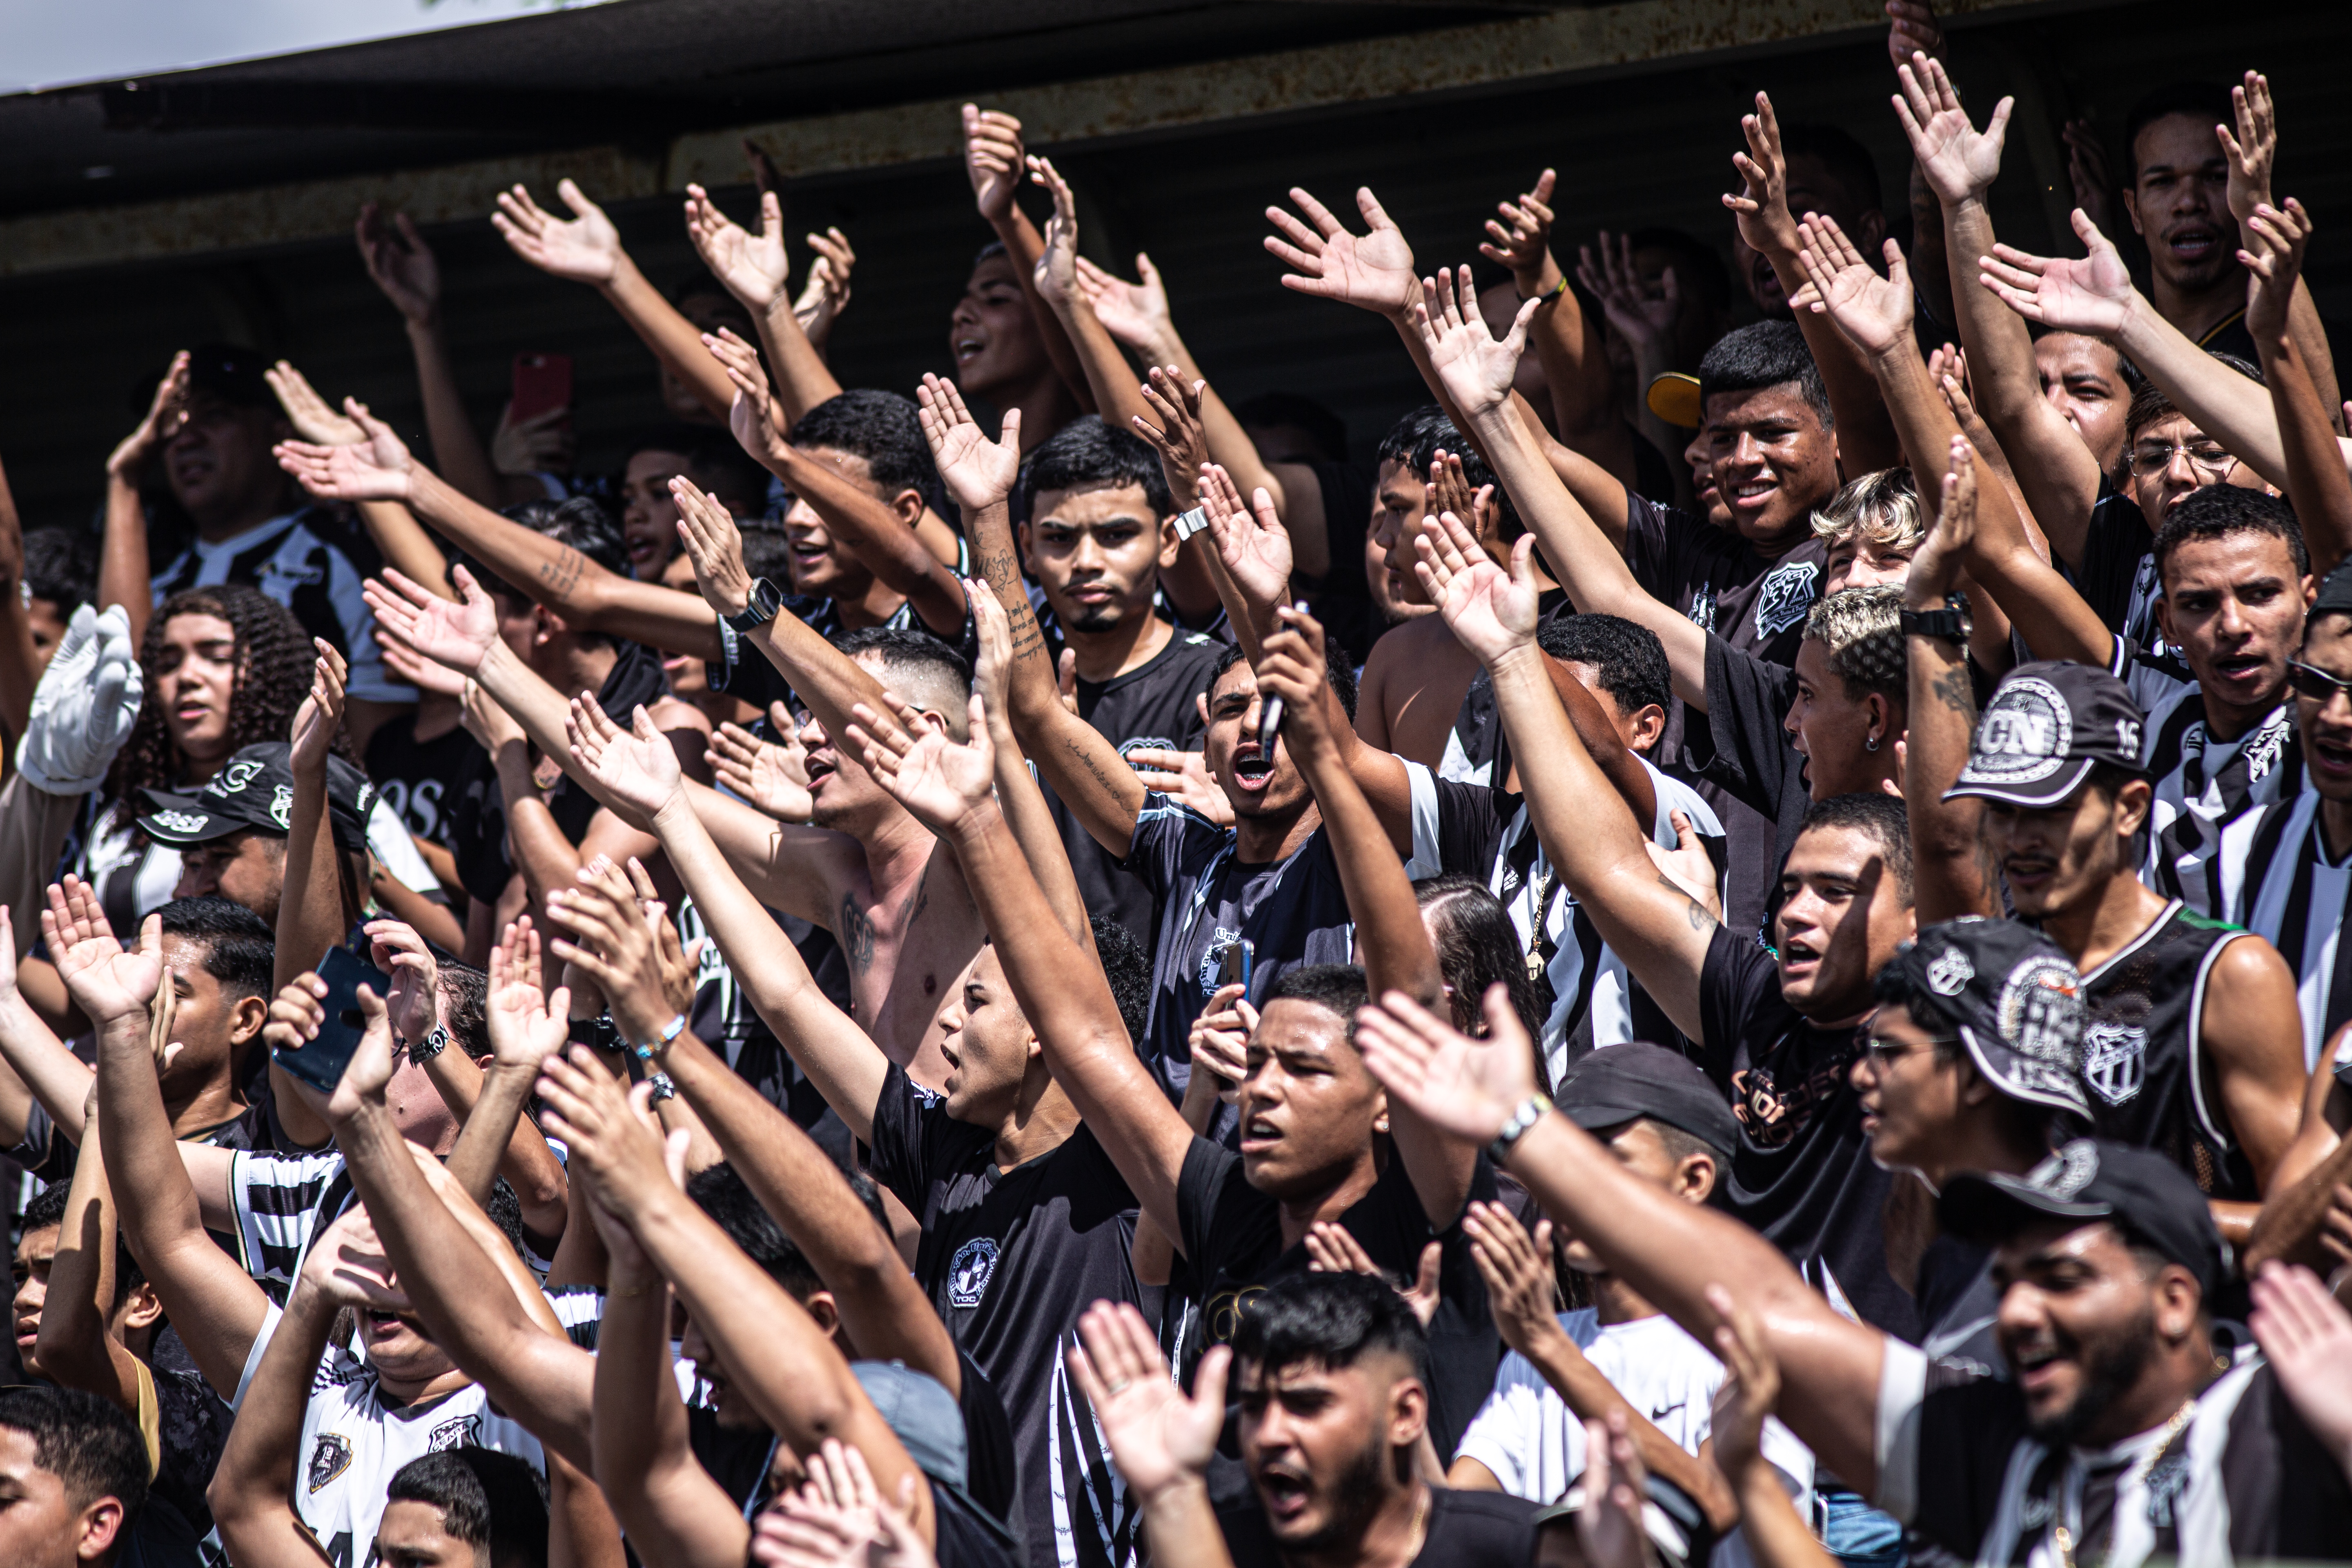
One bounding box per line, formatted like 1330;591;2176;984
1865;735;1880;753
1374;1116;1391;1134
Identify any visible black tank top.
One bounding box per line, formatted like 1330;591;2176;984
2075;900;2258;1200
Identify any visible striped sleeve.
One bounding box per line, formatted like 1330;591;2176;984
229;1151;347;1285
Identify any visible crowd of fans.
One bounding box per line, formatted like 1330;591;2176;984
5;4;2352;1566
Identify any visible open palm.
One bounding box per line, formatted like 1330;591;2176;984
1895;59;2011;205
1266;187;1420;316
496;181;623;285
1413;268;1529;420
1076;255;1170;350
1795;225;1913;358
1981;214;2134;335
357;206;442;323
863;713;994;836
576;703;686;819
383;572;497;673
1355;987;1534;1144
1200;464;1293;609
1433;549;1536;665
52;913;162;1025
916;375;1021;512
687;186;786;311
1068;1303;1225;1501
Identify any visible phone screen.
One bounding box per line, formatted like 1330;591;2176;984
274;946;392;1095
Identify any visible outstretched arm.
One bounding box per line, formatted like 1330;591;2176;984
965;106;1095;413
0;906;93;1150
445;917;573;1236
1027;158;1153;440
2221;72;2342;431
2244;199;2352;577
356;205;506;508
33;1103;146;1416
266;363;461;599
98;352;189;646
682;183;844;430
1902;441;2004;926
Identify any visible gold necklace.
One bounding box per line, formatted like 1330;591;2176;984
2049;1398;2197;1568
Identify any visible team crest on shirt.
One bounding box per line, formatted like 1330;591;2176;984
269;784;295;829
2242;712;2292;782
1686;582;1717;634
427;1415;480;1452
1117;736;1180;764
948;1237;1000;1309
307;1433;353;1492
1199;927;1244;997
212;759;265;796
1751;559;1820;639
2082;1022;2147;1105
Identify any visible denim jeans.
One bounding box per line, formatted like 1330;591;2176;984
1815;1484;1905;1568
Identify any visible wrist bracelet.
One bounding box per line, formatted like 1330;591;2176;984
1519;274;1570;304
1172;505;1210;542
1488;1093;1552;1167
406;1023;450;1068
632;1013;688;1061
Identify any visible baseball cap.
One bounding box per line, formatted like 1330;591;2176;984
1646;372;1703;430
1555;1042;1740;1156
1882;919;2090;1117
1944;661;2147;809
1939;1139;2227;1300
851;1361;1017;1547
138;743;374;855
2310;558;2352;619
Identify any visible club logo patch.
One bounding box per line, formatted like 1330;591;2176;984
1198;927;1243;998
1925;947;1974;996
1996;956;2087;1095
1751;559;1820;639
2241;712;2291;783
212;759;265;796
307;1433;352;1492
2024;1140;2102;1199
2082;1022;2147;1105
1965;677;2072;784
427;1415;479;1452
1686;582;1718;634
948;1237;999;1309
153;811;210;836
270;784;295;829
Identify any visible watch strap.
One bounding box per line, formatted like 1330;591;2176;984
1900;602;1971;641
724;578;781;635
1487;1093;1552;1166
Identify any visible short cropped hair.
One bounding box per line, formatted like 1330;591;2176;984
2125;82;2236;181
154;896;275;1002
1803;585;1908;708
833;626;973;737
385;1449;550;1568
1262;963;1371;1045
1699;322;1831;430
1538;614;1670;721
2153;485;2307;580
1812;468;1924;556
1208;640;1359;722
2125;352;2262;448
1021;416;1172;519
1638;1117;1731;1182
0;1386;147;1522
1090;916;1152;1044
739;521;794;583
685;1163;821;1303
1375;405;1522;540
788;390;940;501
1231;1270;1429;1388
1797;792;1913;903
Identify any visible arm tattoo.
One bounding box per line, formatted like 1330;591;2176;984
838;892;878;973
1929;662;1977;720
1658;874;1715;933
538;546;586;607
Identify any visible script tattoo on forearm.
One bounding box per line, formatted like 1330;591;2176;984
538;546;586;608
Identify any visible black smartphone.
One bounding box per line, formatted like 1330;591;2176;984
274;946;392;1095
1214;937;1254;995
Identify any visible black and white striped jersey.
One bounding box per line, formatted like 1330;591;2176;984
150;508;407;703
2214;790;2352;1070
2142;688;2300;915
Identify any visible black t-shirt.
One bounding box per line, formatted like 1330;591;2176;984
1125;800;1356;1101
1697;929;1916;1341
122;1356;234;1568
1215;1484;1541;1568
1698;634;1810;945
868;1065;1145;1568
1040;625;1225;949
1174;1137;1500;1493
363;715;483;851
1915;1234;2003;1376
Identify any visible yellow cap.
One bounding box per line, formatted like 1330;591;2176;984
1646;371;1703;430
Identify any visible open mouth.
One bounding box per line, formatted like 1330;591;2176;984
2002;855;2056;894
1239;1114;1282;1152
1231;747;1273;790
954;336;986;365
1779;938;1819;981
1257;1468;1312;1520
2162;222;2221;265
804;753;838;790
2208;654;2269;687
2310;731;2352;782
1725;478;1777;512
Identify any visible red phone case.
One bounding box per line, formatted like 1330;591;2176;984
511;352;573;423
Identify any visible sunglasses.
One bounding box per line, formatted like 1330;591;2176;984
2287;660;2352;704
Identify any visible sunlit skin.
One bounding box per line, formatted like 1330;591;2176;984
1558;659;1664;756
1236;1349;1425;1548
1479;282;1554;412
1982;778;2149;921
1784;637;1899;800
657;549;711;700
173;831;287;925
683;1294;840;1439
1021;482;1177;668
2123;115;2240;313
152;932;268;1117
2034;332;2131;477
798;650;956;832
2125;410;2267;532
949;252;1051;399
2294;617;2352;855
1991;1218;2211;1444
932;943;1038;1125
1822;532;1914;595
9;1227;56;1373
162;388;292;539
1196;662;1320;853
1555;1120;1713;1281
1700;386;1840;553
1773;824;1916;1022
25;600;71;678
153;611;243;783
1236;998;1385;1205
621;448;692;578
779;445;916;608
2153;529;2311;740
373;1499;480;1568
0;1425;127;1568
1367;460;1441;617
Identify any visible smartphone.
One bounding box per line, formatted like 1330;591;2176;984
510;352;574;423
274;946;392;1096
1214;937;1254;996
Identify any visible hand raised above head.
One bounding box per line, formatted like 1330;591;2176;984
264;361;365;447
363;564;497;675
1353;982;1536;1146
1076;252;1172;352
671;474;755;618
1027;156;1081;306
1480;169;1558;296
963;104;1028;225
846;690;996;838
2218;70;2277;232
1197;462;1292;611
684;182;788;313
1408;265;1538;421
915;373;1021;513
1265;185;1421;318
43;884;160;1027
1414;509;1539;668
298;1205;411;1315
1723;91;1800;260
1789;215;1913;359
1132;367;1209;508
1976;210;2138;337
795;227;858;346
1254;603;1334;749
2241;197;2314;343
492;179;624;287
535;1043;674;1212
1067;1301;1226;1504
1892;53;2011;206
323;980;400;1128
356;204;442;325
108;351;189;480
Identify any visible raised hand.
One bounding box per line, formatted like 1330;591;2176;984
1186;982;1253;1103
1893;53;2012;207
493;180;625;287
570;698;688;820
1791;216;1914;359
1978;210;2138;336
1480;170;1559;298
288;638;347;773
363;564;497;675
535;1043;675;1212
1126;746;1234;827
1704;1283;1781;1483
1131;368;1209;508
363;918;439;1050
1723;92;1802;261
847;692;995;838
704;327;790;469
966;578;1019;730
685;183;787;313
1463;1200;1563;1356
1256;604;1336;753
16;603;144;797
1075;253;1172;353
1353;982;1536;1146
264;361;365;446
1409;265;1539;421
491;402;575;477
296;1207;411;1315
42;882;160;1027
672;474;756;617
1646;810;1723;926
1197;463;1292;610
2250;1262;2352;1474
793;228;858;348
1424;449;1494;546
915;373;1022;514
1577;232;1678;357
1264;186;1421;318
709;719;810;820
1909;434;1981;605
107;351;189;479
325;979;399;1126
2241;198;2313;344
544;855;677;1048
1414;509;1540;668
1884;0;1946;70
1067;1301;1227;1504
1577;1410;1660;1568
2218;71;2277;233
275;396;416;503
1305;1223;1443;1328
963;105;1027;225
487;918;571;1075
356;205;443;325
1027;156;1080;307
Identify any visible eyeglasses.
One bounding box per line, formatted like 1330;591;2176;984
2287;659;2352;705
1863;1034;1953;1066
2127;440;2237;479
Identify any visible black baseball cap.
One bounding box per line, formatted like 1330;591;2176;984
2311;558;2352;619
1883;918;2090;1118
1945;661;2147;809
1939;1139;2227;1299
1555;1042;1740;1156
138;743;374;855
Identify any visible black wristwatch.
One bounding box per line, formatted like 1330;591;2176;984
567;1015;622;1053
1900;594;1973;642
725;577;785;635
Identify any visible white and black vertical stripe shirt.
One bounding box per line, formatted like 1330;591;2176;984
2215;791;2352;1070
2141;688;2300;915
150;509;408;703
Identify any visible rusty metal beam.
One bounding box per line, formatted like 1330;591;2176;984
0;0;2067;280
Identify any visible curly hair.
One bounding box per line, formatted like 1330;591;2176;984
1804;584;1907;707
105;586;326;814
1811;467;1923;555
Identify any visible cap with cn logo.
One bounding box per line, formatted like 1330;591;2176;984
1944;660;2146;809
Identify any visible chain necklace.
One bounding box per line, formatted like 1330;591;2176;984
2049;1396;2197;1568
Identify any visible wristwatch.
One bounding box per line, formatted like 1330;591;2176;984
1900;593;1973;641
1488;1093;1552;1167
567;1015;622;1053
725;577;785;635
1171;506;1211;542
405;1023;449;1068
